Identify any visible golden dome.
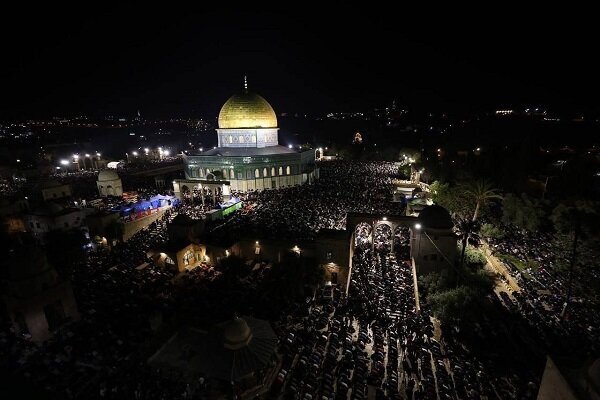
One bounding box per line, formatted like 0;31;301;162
218;91;278;129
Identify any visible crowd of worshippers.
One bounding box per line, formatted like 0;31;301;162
2;205;279;399
0;209;214;399
208;161;406;242
487;225;600;365
272;229;538;400
3;160;594;399
0;179;22;197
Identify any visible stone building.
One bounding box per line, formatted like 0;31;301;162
97;170;123;197
2;237;80;343
174;78;318;200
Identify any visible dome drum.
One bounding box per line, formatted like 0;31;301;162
216;128;279;148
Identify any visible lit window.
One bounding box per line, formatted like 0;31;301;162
183;250;194;266
254;169;260;178
278;166;283;175
239;135;244;143
286;166;291;175
271;167;276;176
263;167;268;177
228;135;233;144
230;169;235;179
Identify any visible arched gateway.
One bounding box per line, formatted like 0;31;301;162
318;208;457;294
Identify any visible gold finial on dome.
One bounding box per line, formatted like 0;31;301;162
244;75;248;92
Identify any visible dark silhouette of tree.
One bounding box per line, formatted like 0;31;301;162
550;200;599;317
453;216;481;286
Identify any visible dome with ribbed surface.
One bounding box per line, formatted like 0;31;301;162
222;316;253;350
218;91;277;129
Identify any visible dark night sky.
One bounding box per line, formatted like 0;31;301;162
1;5;598;119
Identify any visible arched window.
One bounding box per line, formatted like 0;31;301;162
183;250;194;266
278;166;283;175
239;135;244;143
271;167;276;176
228;135;233;144
251;135;256;143
206;168;211;177
230;169;235;179
286;166;291;175
263;167;268;177
254;168;260;178
199;168;204;177
223;169;227;179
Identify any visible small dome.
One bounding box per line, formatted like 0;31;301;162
418;205;453;229
218;91;277;129
98;170;120;182
222;316;253;350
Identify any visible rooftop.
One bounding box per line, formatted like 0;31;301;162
190;145;299;157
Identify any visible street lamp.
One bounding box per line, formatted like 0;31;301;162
60;159;70;166
414;223;422;230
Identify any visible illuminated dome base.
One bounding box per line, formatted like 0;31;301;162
216;128;279;148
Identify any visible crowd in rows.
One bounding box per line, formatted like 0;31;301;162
4;159;590;399
487;226;600;365
211;161;406;242
273;228;537;399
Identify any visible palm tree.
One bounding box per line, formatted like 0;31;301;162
462;180;503;222
453;216;481;286
550;201;599;318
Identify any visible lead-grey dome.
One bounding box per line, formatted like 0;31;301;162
98;170;119;182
